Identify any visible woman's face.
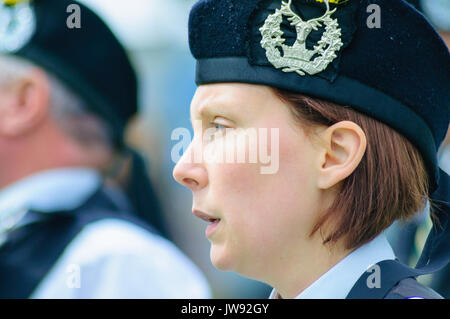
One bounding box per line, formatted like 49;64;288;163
173;83;325;280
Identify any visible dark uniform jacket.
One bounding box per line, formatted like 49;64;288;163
0;186;156;298
384;278;443;299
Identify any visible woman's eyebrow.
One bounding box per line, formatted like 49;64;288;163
200;103;227;117
191;102;234;125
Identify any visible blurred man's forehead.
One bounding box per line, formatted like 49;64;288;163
0;54;27;86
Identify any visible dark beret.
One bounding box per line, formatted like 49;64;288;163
189;0;450;193
0;0;138;147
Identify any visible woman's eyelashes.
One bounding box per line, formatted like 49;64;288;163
211;116;233;131
213;122;227;131
205;117;233;142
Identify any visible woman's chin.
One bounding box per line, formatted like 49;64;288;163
210;245;235;271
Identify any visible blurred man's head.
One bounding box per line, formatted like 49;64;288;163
0;0;138;149
0;0;168;235
0;54;113;188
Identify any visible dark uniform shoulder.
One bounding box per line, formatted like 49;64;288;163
385;278;443;299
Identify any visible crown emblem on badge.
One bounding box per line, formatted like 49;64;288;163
260;0;343;76
0;0;35;53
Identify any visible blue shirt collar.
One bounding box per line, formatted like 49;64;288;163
269;233;396;299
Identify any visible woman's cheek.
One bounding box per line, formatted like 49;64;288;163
208;124;315;268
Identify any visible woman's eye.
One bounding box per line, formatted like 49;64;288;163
213;123;227;131
206;121;229;142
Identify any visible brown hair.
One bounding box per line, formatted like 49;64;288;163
273;88;430;251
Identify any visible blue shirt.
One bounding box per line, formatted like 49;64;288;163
0;168;211;299
269;234;396;299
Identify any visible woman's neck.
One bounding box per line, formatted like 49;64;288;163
268;237;351;299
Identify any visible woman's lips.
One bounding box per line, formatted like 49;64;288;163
193;209;221;238
205;219;221;238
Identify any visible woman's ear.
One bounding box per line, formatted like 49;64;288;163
315;121;367;190
0;68;50;136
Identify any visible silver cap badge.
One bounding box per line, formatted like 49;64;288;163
260;0;343;76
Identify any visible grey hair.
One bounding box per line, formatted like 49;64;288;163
0;54;113;149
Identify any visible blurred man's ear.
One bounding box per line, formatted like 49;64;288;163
0;68;50;136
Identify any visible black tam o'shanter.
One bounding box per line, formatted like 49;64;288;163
189;0;450;298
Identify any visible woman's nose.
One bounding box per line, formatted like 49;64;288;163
172;146;208;191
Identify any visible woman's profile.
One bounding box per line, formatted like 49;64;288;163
173;0;449;299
